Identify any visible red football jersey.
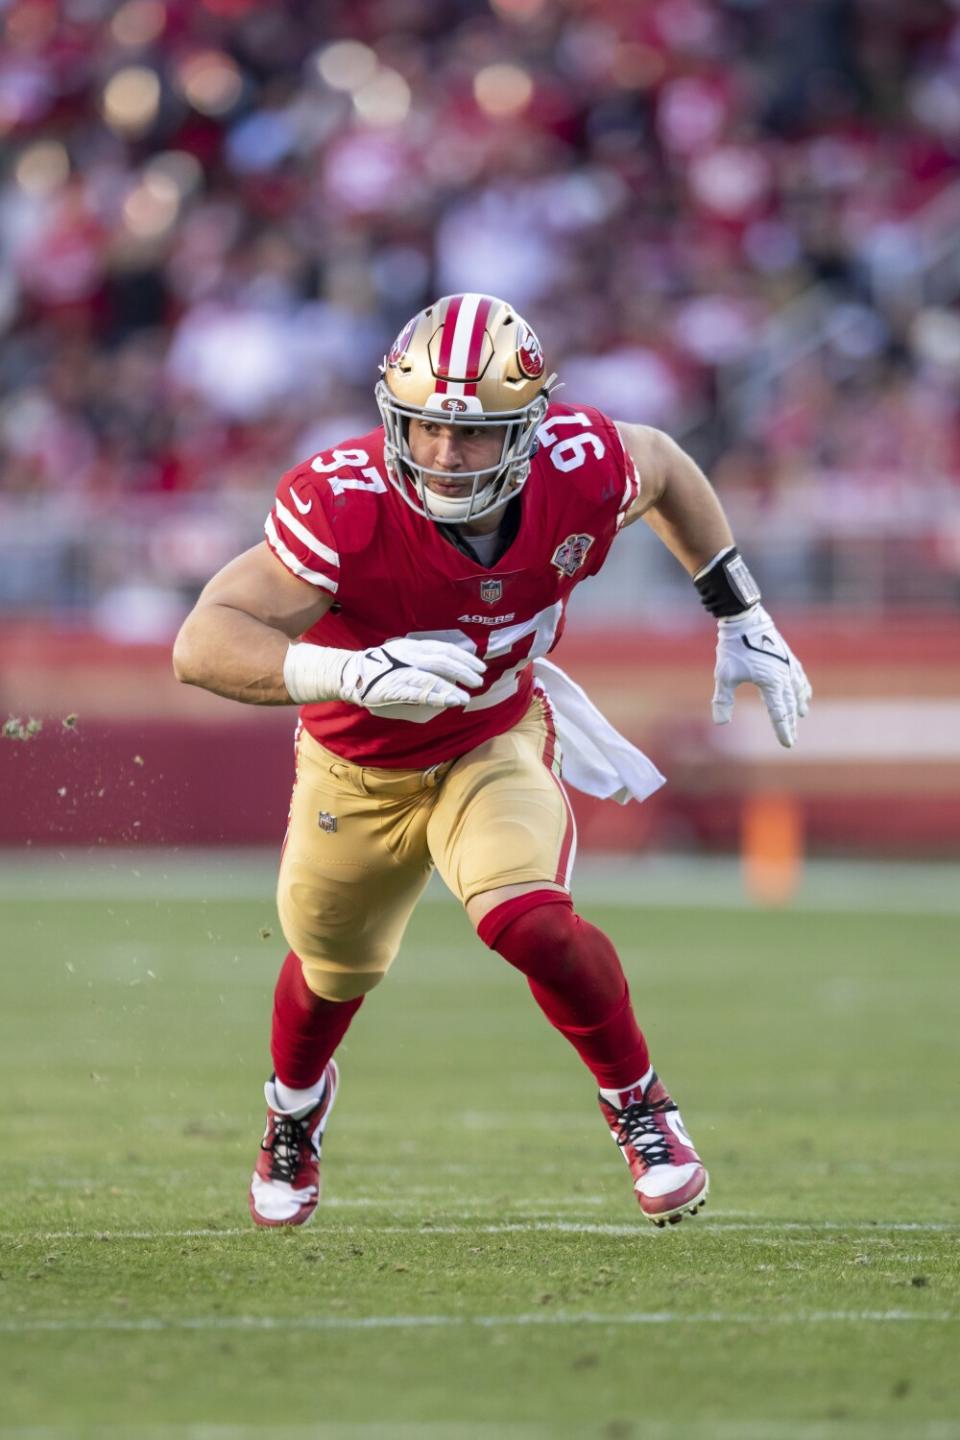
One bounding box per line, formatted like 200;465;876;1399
264;401;640;766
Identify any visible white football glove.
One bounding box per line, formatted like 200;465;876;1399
341;637;486;712
712;604;812;748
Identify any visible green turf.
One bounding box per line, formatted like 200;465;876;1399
0;873;958;1440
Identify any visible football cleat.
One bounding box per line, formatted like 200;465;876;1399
248;1061;338;1228
599;1072;709;1227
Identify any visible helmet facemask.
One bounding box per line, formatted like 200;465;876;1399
375;384;549;524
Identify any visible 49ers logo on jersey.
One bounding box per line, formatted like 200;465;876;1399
517;324;545;379
552;533;595;578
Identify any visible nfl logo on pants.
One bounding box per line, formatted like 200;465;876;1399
318;812;337;833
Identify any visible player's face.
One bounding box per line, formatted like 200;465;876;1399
407;419;507;500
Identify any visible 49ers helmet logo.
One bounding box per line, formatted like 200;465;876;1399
387;317;417;366
517;324;545;380
552;533;595;578
440;396;468;413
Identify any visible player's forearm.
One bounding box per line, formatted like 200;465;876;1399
173;607;485;713
642;434;734;576
172;604;295;705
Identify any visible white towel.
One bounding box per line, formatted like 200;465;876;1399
532;658;666;806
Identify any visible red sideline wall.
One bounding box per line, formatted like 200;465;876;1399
1;616;959;854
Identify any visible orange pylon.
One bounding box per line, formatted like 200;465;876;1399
741;790;804;906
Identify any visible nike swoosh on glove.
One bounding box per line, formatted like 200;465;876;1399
341;637;486;712
711;605;812;748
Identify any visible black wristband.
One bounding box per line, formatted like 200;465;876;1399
694;546;761;618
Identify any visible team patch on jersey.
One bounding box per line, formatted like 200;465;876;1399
318;811;337;833
457;612;516;625
551;533;595;578
479;578;503;605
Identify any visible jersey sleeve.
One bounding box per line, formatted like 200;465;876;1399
559;404;641;579
264;463;341;596
591;406;641;531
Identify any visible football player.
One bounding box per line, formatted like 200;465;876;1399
173;293;811;1229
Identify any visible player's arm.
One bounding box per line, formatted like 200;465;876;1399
614;423;732;567
172;543;333;704
613;422;812;748
173;542;485;710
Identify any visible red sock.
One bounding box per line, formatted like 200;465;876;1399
476;893;650;1089
270;951;363;1088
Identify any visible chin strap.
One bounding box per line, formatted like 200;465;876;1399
421;477;501;522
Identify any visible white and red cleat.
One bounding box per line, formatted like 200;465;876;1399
598;1071;709;1227
248;1061;338;1227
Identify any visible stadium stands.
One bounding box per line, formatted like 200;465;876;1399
1;0;959;621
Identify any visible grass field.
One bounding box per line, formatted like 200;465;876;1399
0;854;957;1440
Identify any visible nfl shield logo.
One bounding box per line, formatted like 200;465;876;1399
318;812;337;833
479;578;503;605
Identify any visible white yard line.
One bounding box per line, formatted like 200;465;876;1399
10;1218;957;1241
1;1423;956;1440
0;1309;954;1335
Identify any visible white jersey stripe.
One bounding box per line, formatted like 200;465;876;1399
274;498;340;568
619;457;640;513
614;428;642;528
264;515;338;593
614;427;641;512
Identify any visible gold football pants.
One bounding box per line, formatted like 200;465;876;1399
277;695;576;1000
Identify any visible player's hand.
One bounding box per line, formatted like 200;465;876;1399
712;604;812;748
341;637;486;711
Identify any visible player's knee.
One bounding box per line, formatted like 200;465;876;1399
281;913;397;1000
299;954;387;1003
502;909;584;982
278;863;400;999
477;893;625;994
289;928;397;998
476;890;576;958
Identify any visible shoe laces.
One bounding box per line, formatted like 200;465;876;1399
262;1112;314;1184
614;1093;676;1169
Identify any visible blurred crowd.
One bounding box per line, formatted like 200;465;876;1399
2;0;960;625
